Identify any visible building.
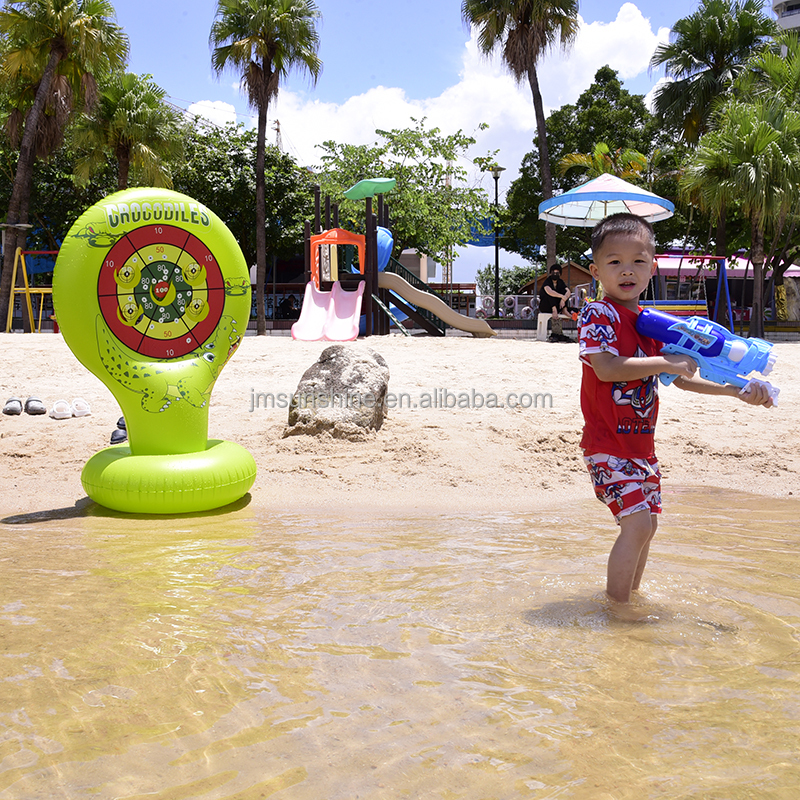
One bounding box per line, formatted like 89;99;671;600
397;249;438;282
773;0;800;31
518;261;594;301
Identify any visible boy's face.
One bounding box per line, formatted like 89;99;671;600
589;231;657;311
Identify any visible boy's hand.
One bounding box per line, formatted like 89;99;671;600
662;353;698;379
738;378;776;408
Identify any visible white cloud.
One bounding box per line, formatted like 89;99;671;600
189;3;669;281
185;99;238;127
266;32;533;199
268;5;665;185
536;4;670;111
644;76;672;112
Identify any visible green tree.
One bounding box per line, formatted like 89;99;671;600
172;119;312;274
504;67;684;265
681;99;800;337
557;142;647;181
547;65;659;162
0;130;117;256
650;0;777;144
650;0;776;258
210;0;321;335
0;0;128;326
73;71;183;190
461;0;579;267
735;32;800;320
315;118;493;267
475;262;539;296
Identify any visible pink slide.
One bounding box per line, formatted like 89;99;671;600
291;281;365;342
291;282;331;341
325;281;365;341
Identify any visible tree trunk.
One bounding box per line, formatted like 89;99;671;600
117;143;130;190
255;101;269;336
0;48;63;327
527;64;557;267
749;220;765;339
771;244;799;322
714;207;726;258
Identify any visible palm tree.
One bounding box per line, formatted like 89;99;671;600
558;142;647;181
681;99;800;337
0;0;128;326
73;71;183;190
462;0;579;267
651;0;775;261
736;31;800;106
650;0;776;144
736;32;800;321
210;0;321;336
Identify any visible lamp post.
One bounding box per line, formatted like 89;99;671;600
490;165;505;317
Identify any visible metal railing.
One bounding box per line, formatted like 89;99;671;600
384;258;447;333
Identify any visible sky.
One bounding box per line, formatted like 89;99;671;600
109;0;775;282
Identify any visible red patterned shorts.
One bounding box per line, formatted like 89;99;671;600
583;453;662;523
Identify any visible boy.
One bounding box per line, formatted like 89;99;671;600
578;213;773;604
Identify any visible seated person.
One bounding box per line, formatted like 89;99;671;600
538;265;572;339
278;294;299;319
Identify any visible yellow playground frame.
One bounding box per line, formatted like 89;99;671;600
4;247;57;333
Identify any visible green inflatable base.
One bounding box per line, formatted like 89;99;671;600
81;439;257;515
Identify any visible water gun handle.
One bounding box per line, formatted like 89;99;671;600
658;372;678;386
743;378;780;406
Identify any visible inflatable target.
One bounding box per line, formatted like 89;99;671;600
53;188;256;515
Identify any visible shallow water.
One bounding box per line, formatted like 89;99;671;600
1;487;798;799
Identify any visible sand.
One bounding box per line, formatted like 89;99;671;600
1;332;798;518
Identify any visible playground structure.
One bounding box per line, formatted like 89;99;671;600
4;248;58;333
291;179;495;340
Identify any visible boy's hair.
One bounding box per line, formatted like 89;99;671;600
591;213;655;256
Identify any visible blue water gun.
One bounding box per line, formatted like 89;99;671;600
636;308;780;405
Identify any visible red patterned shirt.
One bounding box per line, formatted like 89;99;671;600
578;299;661;458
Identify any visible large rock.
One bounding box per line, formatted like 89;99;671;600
284;345;390;440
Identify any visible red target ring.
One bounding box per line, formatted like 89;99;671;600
97;224;225;359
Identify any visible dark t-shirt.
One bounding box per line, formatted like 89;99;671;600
539;276;568;312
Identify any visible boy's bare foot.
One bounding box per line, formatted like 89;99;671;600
603;592;661;623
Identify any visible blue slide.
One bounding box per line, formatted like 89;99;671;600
358;227;411;333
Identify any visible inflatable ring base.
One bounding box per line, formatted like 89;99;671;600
81;439;257;515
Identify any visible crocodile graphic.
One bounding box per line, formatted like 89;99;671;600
74;223;124;249
224;277;249;296
96;315;242;412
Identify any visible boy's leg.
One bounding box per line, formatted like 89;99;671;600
584;454;662;602
606;509;656;603
632;515;658;592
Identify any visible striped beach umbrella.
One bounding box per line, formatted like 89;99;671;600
538;174;674;227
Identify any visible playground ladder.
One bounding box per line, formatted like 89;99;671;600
4;248;57;333
372;293;410;336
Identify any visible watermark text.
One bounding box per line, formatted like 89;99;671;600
249;387;553;412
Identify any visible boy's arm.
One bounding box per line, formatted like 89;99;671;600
673;374;775;407
587;351;698;383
